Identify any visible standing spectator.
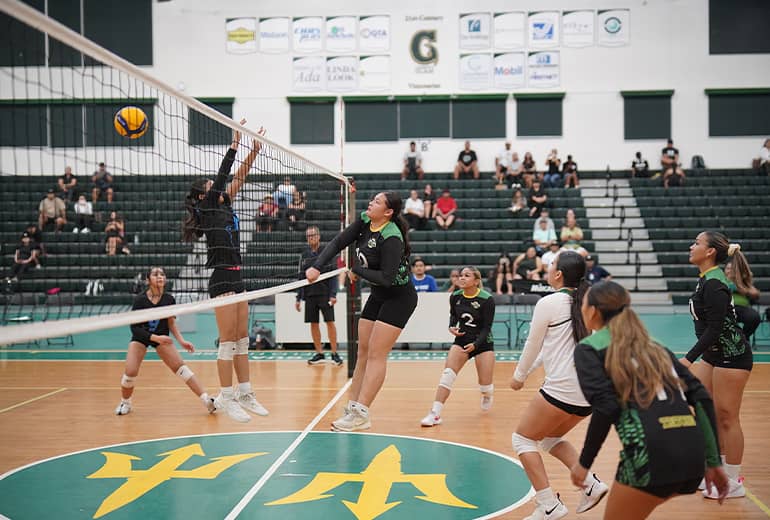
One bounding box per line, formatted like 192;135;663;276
585;255;611;284
442;268;461;292
435;189;458;230
273;177;296;208
296;226;342;366
631;151;650;178
528;179;547;218
522;151;537;188
402;141;425;181
533;208;555;232
513;246;543;280
453;141;480;180
73;194;93;233
754;138;770;176
533;219;557;255
104;211;128;255
422;184;437;220
286;190;306;231
541;242;560;271
509;188;527;215
257;195;279;232
543;149;562;188
560;209;584;249
38;188;67;232
725;254;761;340
411;257;438;292
58;166;78;201
403;189;425;230
6;233;39;282
563;154;579;188
495;141;514;185
91;162;114;203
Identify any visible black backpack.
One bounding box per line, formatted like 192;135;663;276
691;155;706;170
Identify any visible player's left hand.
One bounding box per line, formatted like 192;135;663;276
253;126;266;153
510;377;524;391
704;466;729;504
181;340;195;353
305;267;320;283
570;463;589;490
462;343;476;353
329;297;337;306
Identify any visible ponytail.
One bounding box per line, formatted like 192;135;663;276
729;247;758;298
555;250;588;343
571;280;589;343
182;179;206;242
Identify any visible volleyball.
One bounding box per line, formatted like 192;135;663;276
114;106;148;139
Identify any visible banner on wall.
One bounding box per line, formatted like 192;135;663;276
359;55;391;91
259;17;289;53
403;14;446;91
493;52;525;89
493;12;526;49
562;10;594;47
326;16;357;53
598;9;630;46
359;15;390;52
458;53;492;90
225;18;256;54
528;51;560;88
528;11;559;48
292;16;323;53
326;56;358;92
292;56;325;91
459;12;491;50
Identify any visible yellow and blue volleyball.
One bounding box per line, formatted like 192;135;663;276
114;106;148;139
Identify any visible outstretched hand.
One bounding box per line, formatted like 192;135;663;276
253;126;266;153
704;466;729;504
231;118;247;149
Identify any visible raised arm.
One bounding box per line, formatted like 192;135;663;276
227;124;265;200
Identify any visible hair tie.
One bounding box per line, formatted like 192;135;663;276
728;243;741;257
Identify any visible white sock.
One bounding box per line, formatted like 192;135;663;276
583;473;597;488
121;397;131;404
200;392;210;403
347;399;355;411
352;401;369;417
432;401;444;415
535;487;558;508
724;463;741;481
480;384;494;394
721;454;727;465
237;382;252;395
221;387;234;399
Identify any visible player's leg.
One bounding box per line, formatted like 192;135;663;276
602;482;666;520
421;345;470;426
116;341;146;415
474;350;495;410
156;343;215;412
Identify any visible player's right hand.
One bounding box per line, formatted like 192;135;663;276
448;327;465;337
305;267;320;283
295;301;301;312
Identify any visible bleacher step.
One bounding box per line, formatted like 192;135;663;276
587;207;641;218
615;277;668;291
589;218;645;230
597;252;658;265
579;179;630;189
595;240;653;252
581;187;634;198
605;264;662;277
583;197;637;208
591;228;648;240
628;292;672;305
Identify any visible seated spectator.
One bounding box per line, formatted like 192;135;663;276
663;163;686;188
91;162;114;203
521;151;536;188
527;179;547;218
422;184;437;219
58;166;78;201
562;154;579;188
513;246;543;280
585;255;611;284
410;258;437;292
73;194;93;233
441;268;460;292
533;218;557;255
24;223;45;260
403;189;425;230
6;232;39;282
495;141;514;186
286;190;306;231
533;208;555;232
505;152;524;188
434;189;457;230
453;141;480;180
494;253;513;295
660;138;678;171
631;151;650;178
509;188;527;214
38;188;67;232
257;195;280;232
402;141;425;181
543;148;562;188
273;177;296;208
540;242;561;271
754;138;770;176
104;211;128;255
560;208;584;248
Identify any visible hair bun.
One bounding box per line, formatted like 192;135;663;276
728;243;741;256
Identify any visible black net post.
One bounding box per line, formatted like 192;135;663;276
345;178;359;378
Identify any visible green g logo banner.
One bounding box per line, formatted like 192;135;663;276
0;432;532;519
410;30;438;65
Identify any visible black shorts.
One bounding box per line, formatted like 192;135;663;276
540;388;592;417
635;477;702;499
360;283;417;329
702;347;753;372
453;340;494;359
209;268;245;298
305;295;335;323
130;338;158;349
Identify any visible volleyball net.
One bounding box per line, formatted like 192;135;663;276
0;0;349;344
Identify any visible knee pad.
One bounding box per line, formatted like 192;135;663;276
539;437;565;453
176;365;194;382
218;340;236;361
235;337;249;355
121;374;136;388
479;384;494;394
438;368;457;391
512;432;539;455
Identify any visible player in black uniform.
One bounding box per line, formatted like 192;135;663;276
305;192;417;431
182;120;268;423
420;266;495;426
683;231;753;499
572;281;728;519
115;267;216;416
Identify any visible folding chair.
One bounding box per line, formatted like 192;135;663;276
512;293;542;348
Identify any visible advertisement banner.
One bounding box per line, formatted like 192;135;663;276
401;14;449;91
493;52;525;89
259;17;289;53
292;56;325;91
598;9;630;46
292;16;323;53
458;53;492;90
562;10;594;47
326;16;357;53
359;15;390;53
326;56;358;92
226;18;256;54
528;11;560;48
528;51;560;88
459;12;491;50
493;11;526;50
359;55;391;91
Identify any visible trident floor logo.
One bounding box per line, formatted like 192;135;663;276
0;432;533;519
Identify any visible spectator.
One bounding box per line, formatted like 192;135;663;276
104;210;128;255
725;255;761;340
533;218;557;255
560;208;584;249
631;151;650;178
540;242;561;271
435;189;457;230
24;223;45;260
513;246;543;280
494;253;513;295
287;190;306;231
73;194;94;233
562;154;579;188
402;141;425;181
91;162;114;203
509;188;527;215
527;179;547;218
754;138;770;176
660;138;679;171
521;151;536;188
411;257;438;292
403;189;425;230
6;232;39;282
38;188;66;232
495;141;514;185
273;176;296;208
453;141;480;180
533;208;555;232
257;194;280;232
58;165;78;201
506;152;524;189
442;268;461;292
422;184;437;220
585;255;611;284
543;148;561;188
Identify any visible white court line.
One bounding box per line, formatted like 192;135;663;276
224;378;352;520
